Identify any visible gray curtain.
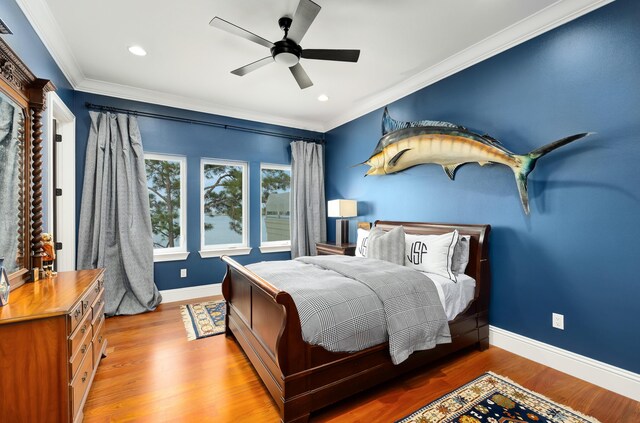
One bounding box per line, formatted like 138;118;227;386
290;141;326;258
77;112;162;316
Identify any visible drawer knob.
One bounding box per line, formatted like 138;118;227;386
95;285;100;293
81;325;87;334
98;336;103;343
74;309;82;319
81;371;88;383
83;300;89;309
81;344;88;354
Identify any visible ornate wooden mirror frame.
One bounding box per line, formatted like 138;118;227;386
0;36;55;290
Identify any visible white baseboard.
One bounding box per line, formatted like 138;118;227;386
160;283;222;304
489;326;640;402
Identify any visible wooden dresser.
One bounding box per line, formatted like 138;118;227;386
0;269;107;423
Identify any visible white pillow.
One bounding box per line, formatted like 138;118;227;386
404;230;459;281
452;235;470;275
355;228;369;257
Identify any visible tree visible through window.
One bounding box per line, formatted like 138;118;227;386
261;165;291;245
202;160;247;247
145;154;185;251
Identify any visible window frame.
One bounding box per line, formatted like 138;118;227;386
199;158;251;258
259;163;292;253
144;152;189;262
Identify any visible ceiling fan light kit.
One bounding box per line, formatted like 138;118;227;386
209;0;360;90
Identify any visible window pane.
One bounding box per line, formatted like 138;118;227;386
261;168;291;243
145;158;182;249
203;163;244;246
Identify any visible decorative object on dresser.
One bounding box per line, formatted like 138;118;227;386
0;269;107;423
0;258;9;306
0;36;55;289
315;241;356;256
221;221;490;422
327;199;358;244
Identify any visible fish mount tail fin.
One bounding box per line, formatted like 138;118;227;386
514;132;593;214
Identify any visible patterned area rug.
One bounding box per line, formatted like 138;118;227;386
397;372;600;423
180;300;226;341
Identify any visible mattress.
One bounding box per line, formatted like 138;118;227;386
423;272;476;321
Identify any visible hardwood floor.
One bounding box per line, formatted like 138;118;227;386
84;297;639;423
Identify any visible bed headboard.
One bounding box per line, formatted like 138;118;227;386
374;221;491;305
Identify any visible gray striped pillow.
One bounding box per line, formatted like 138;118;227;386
366;226;405;265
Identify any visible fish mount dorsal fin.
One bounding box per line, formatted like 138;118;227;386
482;133;503;145
381;106;466;136
442;164;462;180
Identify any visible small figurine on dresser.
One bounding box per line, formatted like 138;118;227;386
42;232;57;278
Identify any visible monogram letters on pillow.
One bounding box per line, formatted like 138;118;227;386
355;228;370;257
366;226;405;265
404;230;459;281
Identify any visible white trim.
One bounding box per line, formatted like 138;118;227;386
160;283;222;304
489;326;640;402
260;163;292;250
200;158;250;252
16;0;85;86
199;247;252;258
144;153;188;255
153;251;190;263
45;91;76;271
18;0;613;132
259;245;291;254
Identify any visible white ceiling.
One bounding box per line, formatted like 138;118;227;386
19;0;612;132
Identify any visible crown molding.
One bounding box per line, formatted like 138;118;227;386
16;0;84;87
324;0;615;131
75;78;326;132
18;0;613;133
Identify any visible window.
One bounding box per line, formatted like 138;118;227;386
200;159;250;257
260;164;291;253
144;153;188;262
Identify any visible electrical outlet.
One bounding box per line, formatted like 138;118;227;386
180;268;187;278
552;313;564;330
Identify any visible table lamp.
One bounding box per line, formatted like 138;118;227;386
327;199;358;245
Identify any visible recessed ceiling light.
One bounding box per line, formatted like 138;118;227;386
128;45;147;56
318;94;329;102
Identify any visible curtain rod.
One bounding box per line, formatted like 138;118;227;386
84;102;323;143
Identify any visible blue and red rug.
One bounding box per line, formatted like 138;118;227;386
397;372;600;423
180;300;226;341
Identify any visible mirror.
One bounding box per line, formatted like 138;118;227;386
0;90;26;275
0;36;55;289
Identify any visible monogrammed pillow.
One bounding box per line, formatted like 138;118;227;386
355;228;370;257
366;226;405;265
404;230;459;281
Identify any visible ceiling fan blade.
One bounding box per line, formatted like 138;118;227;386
302;49;360;63
287;0;321;44
289;63;313;89
231;56;274;76
209;17;274;49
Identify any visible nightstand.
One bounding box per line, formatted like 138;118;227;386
315;242;356;256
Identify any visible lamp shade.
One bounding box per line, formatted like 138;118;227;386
327;199;357;218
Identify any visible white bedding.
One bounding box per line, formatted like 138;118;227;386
423;272;476;321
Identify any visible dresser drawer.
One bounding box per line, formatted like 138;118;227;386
69;311;92;358
69;325;93;378
70;350;94;420
92;296;105;327
92;315;106;365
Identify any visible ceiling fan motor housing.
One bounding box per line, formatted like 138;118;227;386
271;39;302;67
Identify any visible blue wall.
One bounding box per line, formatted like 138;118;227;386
325;0;640;373
73;91;321;291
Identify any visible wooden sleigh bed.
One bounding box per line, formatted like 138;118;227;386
221;221;491;422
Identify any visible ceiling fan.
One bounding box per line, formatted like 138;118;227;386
209;0;360;90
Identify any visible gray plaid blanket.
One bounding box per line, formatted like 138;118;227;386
247;256;450;364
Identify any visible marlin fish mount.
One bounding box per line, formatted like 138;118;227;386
360;107;592;214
